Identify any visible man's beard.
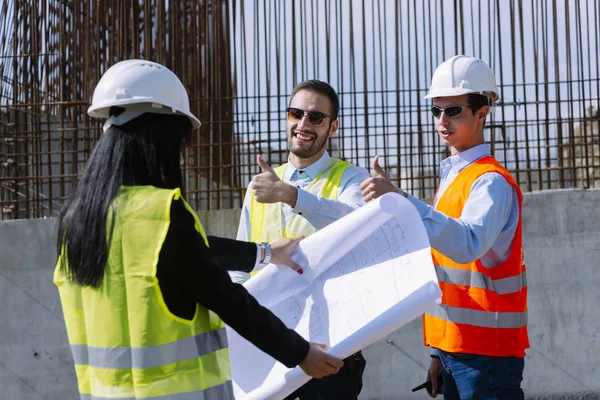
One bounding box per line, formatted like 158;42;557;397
288;124;331;159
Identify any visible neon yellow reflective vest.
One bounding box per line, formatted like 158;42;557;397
54;186;232;400
250;158;351;245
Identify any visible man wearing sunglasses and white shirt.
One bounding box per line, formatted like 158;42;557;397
233;80;368;399
361;55;528;399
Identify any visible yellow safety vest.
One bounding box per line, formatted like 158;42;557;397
54;186;232;400
250;158;351;244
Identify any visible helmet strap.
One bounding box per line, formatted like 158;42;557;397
103;103;179;132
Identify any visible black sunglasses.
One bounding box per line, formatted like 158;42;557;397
286;107;331;126
431;105;470;118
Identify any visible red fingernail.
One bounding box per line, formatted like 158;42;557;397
298;268;303;275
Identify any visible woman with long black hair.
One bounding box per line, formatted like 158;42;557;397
54;60;342;400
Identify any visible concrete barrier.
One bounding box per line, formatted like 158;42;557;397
1;189;598;399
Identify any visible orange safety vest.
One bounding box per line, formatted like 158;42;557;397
423;156;529;357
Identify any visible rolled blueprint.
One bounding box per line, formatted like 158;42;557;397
228;192;442;400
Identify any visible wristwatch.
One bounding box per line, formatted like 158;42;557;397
259;242;272;265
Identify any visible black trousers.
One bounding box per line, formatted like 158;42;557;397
283;351;366;400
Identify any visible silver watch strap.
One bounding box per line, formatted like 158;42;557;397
259;242;272;265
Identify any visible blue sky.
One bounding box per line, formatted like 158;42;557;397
228;0;599;176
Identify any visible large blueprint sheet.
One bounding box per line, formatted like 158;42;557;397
227;193;442;400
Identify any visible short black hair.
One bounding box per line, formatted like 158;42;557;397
467;93;490;114
290;80;340;120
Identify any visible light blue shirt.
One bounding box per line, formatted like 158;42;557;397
236;151;369;242
231;152;368;283
406;144;520;268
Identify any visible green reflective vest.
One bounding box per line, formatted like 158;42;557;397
250;158;351;244
54;186;232;400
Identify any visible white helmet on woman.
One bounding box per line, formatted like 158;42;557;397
88;59;201;131
425;55;499;102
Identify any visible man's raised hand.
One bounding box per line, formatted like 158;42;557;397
360;155;398;202
252;155;298;206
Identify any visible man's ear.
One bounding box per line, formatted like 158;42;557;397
477;105;490;122
328;119;339;138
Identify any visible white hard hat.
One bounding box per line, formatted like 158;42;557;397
88;59;201;131
425;55;499;102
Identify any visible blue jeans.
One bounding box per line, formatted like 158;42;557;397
439;350;525;400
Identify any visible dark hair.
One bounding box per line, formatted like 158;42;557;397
56;111;193;288
467;93;490;114
290;80;340;120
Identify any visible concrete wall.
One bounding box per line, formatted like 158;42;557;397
0;218;73;400
1;189;599;399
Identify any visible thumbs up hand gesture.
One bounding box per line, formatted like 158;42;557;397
360;155;400;202
252;155;298;206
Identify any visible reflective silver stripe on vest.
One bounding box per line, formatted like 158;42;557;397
435;265;527;295
71;328;227;369
79;381;234;400
427;304;527;329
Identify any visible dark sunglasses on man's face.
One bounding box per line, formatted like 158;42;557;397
286;107;331;126
431;105;470;118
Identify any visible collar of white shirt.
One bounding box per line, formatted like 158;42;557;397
284;151;331;182
442;143;492;175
